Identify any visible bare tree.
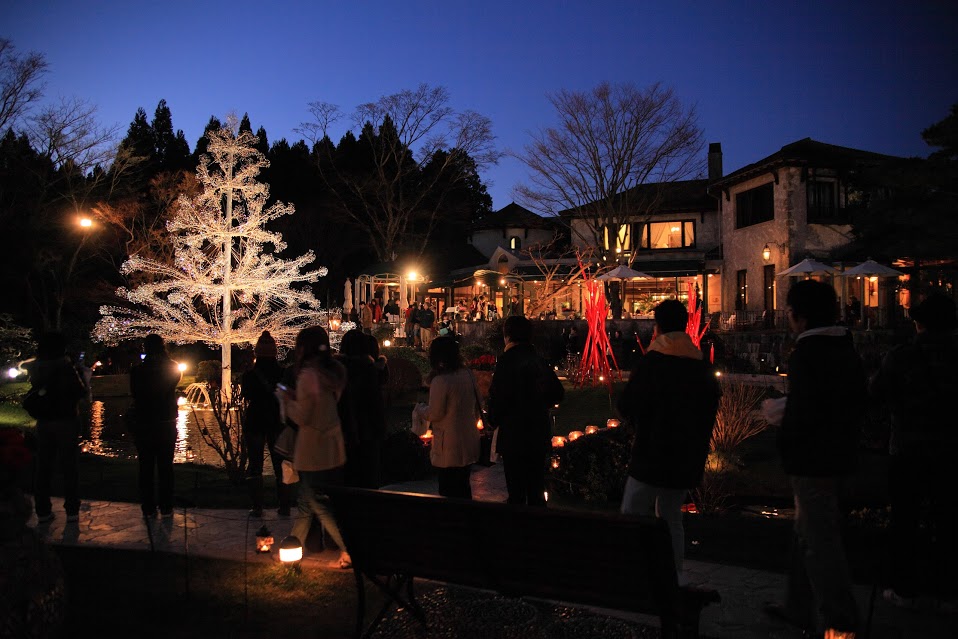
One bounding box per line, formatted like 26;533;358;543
0;38;48;132
518;235;593;317
28;96;118;173
298;84;501;261
515;82;703;257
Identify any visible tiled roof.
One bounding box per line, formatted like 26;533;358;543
471;202;559;230
710;138;898;190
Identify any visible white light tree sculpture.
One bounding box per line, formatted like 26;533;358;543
94;121;328;393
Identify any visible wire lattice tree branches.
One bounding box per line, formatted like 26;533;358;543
94;120;328;390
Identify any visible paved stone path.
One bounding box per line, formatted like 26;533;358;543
27;463;954;638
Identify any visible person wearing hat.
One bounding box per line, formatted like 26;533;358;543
871;294;958;611
241;331;292;517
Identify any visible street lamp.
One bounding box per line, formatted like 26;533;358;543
762;244;771;262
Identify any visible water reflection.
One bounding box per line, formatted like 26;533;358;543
79;398;234;469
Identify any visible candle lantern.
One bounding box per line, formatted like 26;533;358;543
420;430;434;444
551;436;567;448
255;525;274;553
584;425;599;435
567;430;584;442
606;419;621;429
279;535;303;569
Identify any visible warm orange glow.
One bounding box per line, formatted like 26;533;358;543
476;419;484;430
584;425;599;435
551;436;567;448
567;430;584;442
420;430;434;443
606;419;620;429
330;318;342;331
551;456;560;469
79;217;93;228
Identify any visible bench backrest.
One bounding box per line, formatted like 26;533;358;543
326;486;682;619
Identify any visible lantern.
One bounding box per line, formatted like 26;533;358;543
255;525;274;553
330;317;342;331
606;419;620;429
476;419;484;431
567;430;584;442
551;436;567;448
420;430;434;444
550;455;560;469
279;535;303;568
584;425;599;435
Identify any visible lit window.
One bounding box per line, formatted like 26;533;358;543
639;221;695;249
603;225;631;251
509;236;521;249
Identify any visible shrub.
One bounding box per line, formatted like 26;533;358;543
372;323;395;343
711;380;768;454
460;343;493;365
196;360;221;386
386;346;430;378
548;423;634;503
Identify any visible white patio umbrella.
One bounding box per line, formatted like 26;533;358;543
838;260;903;327
343;278;353;314
838;259;903;278
777;258;838;278
596;265;652;281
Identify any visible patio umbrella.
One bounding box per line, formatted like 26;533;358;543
596;265;652;281
838;260;903;328
777;258;838;277
343;278;353;314
838;259;903;278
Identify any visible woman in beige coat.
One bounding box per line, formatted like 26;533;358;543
278;326;351;569
415;336;481;498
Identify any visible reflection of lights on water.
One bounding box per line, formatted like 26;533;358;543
174;408;191;463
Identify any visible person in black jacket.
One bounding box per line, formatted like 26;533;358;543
764;279;865;638
241;331;291;517
129;334;182;518
487;316;564;506
618;300;720;580
870;294;958;610
26;332;87;523
337;330;386;488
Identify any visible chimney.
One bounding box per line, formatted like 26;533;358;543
708;142;723;182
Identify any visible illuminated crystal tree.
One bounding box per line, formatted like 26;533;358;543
94;120;327;392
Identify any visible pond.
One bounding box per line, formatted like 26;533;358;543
80;380;266;472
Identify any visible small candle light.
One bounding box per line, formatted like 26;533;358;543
476;419;484;431
551;436;567;448
551;456;560;469
255;525;274;553
383;339;391;347
567;430;584;442
584;425;599;435
420;430;434;444
606;419;620;429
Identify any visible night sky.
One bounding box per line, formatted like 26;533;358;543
4;0;956;210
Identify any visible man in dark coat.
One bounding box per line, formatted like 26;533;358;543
129;334;182;518
26;332;87;523
487;316;564;506
240;331;291;517
870;294;958;610
618;300;720;579
765;279;865;637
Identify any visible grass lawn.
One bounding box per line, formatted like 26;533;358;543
55;545;376;638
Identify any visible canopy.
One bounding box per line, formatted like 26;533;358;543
777;258;838;277
596;265;652;281
838;260;903;278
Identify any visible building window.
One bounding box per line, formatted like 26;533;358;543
735;182;774;228
763;265;776;312
736;269;748;310
603;224;631;252
807;180;845;223
509;236;521;250
637;221;695;249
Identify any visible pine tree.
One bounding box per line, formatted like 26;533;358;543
94;120;328;392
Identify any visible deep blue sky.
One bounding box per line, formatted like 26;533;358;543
4;0;956;211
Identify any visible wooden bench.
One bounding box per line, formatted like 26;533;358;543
325;486;720;638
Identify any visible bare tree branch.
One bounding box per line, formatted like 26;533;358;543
514;82;704;254
0;38;48;132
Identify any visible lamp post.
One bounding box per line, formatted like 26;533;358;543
56;216;95;330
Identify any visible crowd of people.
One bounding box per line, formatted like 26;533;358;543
18;281;958;637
